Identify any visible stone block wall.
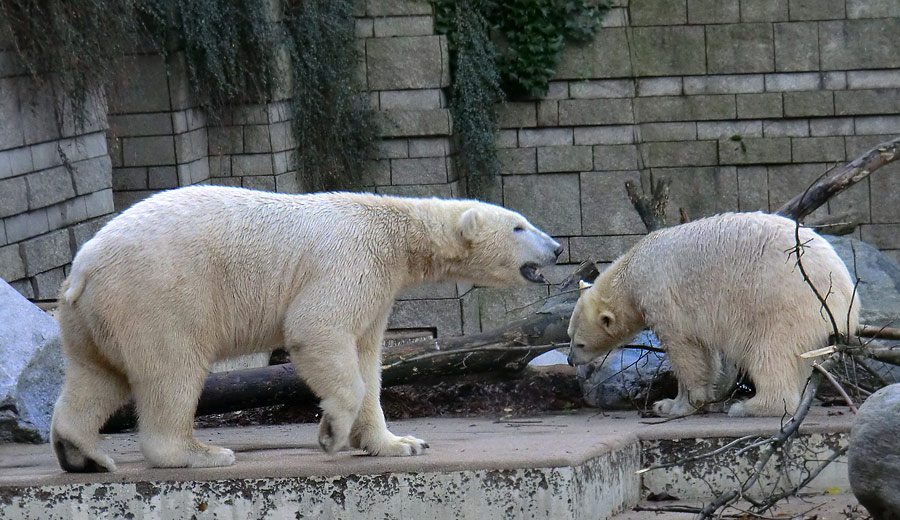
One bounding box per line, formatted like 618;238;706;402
3;0;900;341
386;0;900;336
206;100;298;193
107;3;297;205
106;52;210;211
0;40;115;299
355;0;470;336
494;0;900;276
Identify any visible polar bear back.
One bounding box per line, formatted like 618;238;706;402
622;212;858;356
64;187;423;359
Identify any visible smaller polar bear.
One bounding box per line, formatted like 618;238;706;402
52;186;562;472
567;212;859;418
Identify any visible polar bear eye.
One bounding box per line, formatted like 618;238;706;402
513;225;525;233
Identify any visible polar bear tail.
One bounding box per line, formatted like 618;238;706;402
61;273;85;305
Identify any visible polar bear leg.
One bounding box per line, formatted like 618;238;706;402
51;357;131;472
290;331;366;455
350;317;428;457
653;337;714;417
134;351;235;468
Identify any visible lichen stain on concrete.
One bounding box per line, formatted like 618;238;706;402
0;433;842;519
641;433;850;501
133;480;162;500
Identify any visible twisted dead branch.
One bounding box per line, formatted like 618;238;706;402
776;135;900;220
624;178;673;232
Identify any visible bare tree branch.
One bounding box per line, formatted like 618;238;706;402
777;135;900;220
858;324;900;341
625;178;672;232
696;355;839;519
754;445;849;515
812;362;858;413
635;434;761;475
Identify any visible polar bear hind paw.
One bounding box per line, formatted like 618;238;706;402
53;436;117;473
365;434;429;457
653;398;688;417
144;441;235;468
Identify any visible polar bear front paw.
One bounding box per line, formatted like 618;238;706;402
365;433;429;457
144;440;235;468
652;398;695;417
191;445;236;468
653;398;675;417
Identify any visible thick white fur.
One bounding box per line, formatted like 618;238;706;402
568;212;859;418
51;186;560;471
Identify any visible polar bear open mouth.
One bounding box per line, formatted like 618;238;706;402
520;263;547;283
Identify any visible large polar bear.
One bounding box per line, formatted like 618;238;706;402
567;212;859;418
52;186;562;472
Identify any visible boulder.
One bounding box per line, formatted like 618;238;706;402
848;383;900;520
827;235;900;383
0;280;64;443
576;331;674;410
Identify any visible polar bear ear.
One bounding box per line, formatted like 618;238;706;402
598;310;615;331
578;280;593;290
458;207;482;242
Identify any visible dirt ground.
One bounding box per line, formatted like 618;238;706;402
195;364;585;428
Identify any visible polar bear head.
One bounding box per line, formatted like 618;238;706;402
450;203;563;287
566;280;641;366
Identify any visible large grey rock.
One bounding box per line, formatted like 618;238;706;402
0;279;64;443
576;331;673;410
827;235;900;327
827;236;900;384
848;383;900;520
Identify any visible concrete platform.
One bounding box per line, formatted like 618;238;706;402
0;408;858;519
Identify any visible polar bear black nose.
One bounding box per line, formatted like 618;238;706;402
554;245;564;257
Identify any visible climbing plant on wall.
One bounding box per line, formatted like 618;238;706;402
433;0;607;198
1;0;376;191
284;0;377;192
489;0;607;98
0;0;141;124
140;0;283;116
434;0;504;198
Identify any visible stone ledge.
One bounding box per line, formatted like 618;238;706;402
0;411;853;520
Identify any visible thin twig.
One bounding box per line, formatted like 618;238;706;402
633;504;702;514
636;435;761;475
754;445;849;515
852;355;890;387
787;218;841;340
381;342;564;369
697;490;739;519
812;362;858;413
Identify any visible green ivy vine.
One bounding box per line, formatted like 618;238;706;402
0;0;375;191
144;0;283;115
0;0;142;125
433;0;607;197
490;0;607;98
284;0;377;192
434;0;504;198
